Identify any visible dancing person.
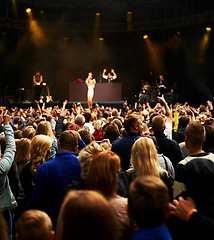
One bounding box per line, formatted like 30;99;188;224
102;68;117;83
85;72;96;109
33;71;43;101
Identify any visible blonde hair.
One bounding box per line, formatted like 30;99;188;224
141;122;150;136
22;126;36;140
93;120;102;131
131;137;160;177
30;135;52;181
78;142;104;179
36;121;54;139
15;138;31;164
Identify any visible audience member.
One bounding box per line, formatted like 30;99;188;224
16;209;54;240
86;151;131;240
128;176;172;240
152;115;184;168
104;123;120;144
22;126;36;140
0;115;17;240
26;130;81;229
112;114;143;171
126;137;173;200
169;121;214;240
56;190;119;240
78;128;94;145
20;135;52;203
92;120;103;141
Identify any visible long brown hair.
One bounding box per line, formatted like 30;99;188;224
15;138;31;164
56;190;118;240
86;151;120;198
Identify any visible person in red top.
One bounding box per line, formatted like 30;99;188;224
92;120;103;141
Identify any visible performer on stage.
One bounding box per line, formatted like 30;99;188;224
158;74;166;97
102;69;117;83
86;72;96;109
33;70;43;101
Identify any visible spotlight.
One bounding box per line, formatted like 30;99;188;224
26;8;31;13
99;38;104;41
143;35;148;39
177;32;181;35
206;27;211;32
96;13;100;16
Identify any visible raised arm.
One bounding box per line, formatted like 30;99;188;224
0;115;16;176
111;69;117;78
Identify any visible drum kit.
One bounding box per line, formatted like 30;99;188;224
138;82;173;102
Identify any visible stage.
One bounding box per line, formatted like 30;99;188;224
0;100;125;110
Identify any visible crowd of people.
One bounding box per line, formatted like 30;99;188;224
1;97;214;240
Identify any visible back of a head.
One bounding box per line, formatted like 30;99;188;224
36;121;54;139
31;135;53;176
78;142;104;179
149;112;159;126
151;116;165;133
93;120;102;131
75;115;85;127
104;123;120;143
78;128;93;145
112;109;119;117
31;135;52;161
112;118;123;130
56;190;118;240
83;112;92;122
185;121;205;147
16;210;53;240
123;114;140;133
22;126;36;140
178;116;189;128
14;130;23;139
131;137;159;177
15;138;31;164
58;130;79;152
128;176;169;228
86;151;120;197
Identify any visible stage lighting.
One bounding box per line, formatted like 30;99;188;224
96;13;100;16
26;8;31;13
177;32;181;35
143;35;148;39
206;27;211;32
99;38;104;41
